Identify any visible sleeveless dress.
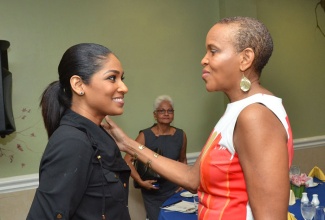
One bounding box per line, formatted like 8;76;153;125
140;124;184;220
197;94;294;220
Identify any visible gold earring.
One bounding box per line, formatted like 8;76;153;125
240;73;251;92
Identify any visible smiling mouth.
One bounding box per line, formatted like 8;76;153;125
113;98;124;104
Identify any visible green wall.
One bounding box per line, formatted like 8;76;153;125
257;0;325;138
0;0;222;178
0;0;324;178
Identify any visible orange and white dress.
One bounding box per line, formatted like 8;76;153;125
197;94;293;220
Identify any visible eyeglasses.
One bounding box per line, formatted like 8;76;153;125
156;109;174;114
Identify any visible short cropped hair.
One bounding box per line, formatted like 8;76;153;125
218;16;273;74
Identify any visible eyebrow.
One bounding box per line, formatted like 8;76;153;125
104;70;124;75
207;44;218;49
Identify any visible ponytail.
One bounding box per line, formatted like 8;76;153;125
40;81;71;138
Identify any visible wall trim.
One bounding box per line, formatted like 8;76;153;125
1;135;324;194
0;173;39;194
293;135;325;150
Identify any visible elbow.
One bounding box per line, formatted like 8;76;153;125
184;181;199;193
187;186;198;194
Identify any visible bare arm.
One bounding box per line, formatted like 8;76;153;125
234;104;289;220
103;116;200;192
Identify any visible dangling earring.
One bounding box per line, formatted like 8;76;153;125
240;73;251;92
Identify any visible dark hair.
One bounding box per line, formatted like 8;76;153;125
40;43;112;138
218;16;273;74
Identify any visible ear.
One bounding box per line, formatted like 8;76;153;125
239;48;255;72
70;75;84;95
153;111;157;118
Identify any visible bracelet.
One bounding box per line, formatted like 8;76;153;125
146;159;152;168
146;152;159;168
138;145;146;150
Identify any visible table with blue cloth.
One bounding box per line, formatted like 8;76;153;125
158;190;197;220
158;178;324;220
289;178;324;220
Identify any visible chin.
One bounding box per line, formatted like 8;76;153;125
205;86;215;92
108;110;124;116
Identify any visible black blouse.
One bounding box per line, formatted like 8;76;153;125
27;109;131;220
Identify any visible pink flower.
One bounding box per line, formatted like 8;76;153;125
290;173;312;187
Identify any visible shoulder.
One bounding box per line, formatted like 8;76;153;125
171;126;184;134
140;126;154;134
51;125;89;142
237;103;280;127
46;125;93;155
234;103;287;151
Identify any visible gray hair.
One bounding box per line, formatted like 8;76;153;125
153;95;174;110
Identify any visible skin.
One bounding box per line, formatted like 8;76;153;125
70;54;128;125
124;100;187;191
104;23;290;220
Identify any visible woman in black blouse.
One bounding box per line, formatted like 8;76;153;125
27;43;131;220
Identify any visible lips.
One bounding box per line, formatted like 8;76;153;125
113;97;124;105
202;70;210;79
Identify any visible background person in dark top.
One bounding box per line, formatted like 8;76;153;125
124;95;187;220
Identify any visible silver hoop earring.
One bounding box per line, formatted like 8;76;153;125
240;74;251;92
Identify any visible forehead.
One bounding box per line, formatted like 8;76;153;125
105;54;121;68
206;23;237;46
96;54;122;72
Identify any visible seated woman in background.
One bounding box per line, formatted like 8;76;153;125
27;43;131;220
124;95;187;220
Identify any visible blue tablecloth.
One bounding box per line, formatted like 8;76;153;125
289;178;324;220
159;178;324;220
158;190;197;220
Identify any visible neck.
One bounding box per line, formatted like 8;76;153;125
156;124;171;135
227;79;267;103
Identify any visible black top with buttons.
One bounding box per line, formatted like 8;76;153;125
27;109;131;220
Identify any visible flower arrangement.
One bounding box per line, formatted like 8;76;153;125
290;173;312;187
290;173;313;199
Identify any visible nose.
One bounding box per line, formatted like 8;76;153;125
118;81;128;94
201;54;208;66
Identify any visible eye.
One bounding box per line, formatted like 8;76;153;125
167;109;174;114
210;49;218;54
107;75;117;82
